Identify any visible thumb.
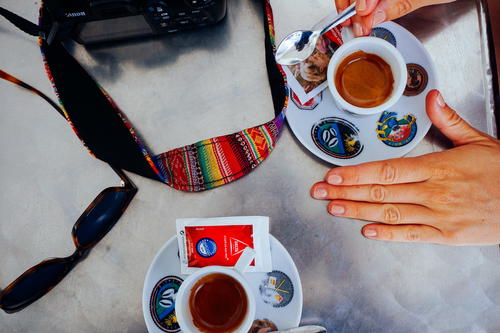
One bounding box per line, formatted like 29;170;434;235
426;89;485;146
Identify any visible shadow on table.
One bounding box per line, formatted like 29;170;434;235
63;0;262;83
395;0;476;42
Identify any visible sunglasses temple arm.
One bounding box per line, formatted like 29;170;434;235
0;69;66;119
109;164;137;190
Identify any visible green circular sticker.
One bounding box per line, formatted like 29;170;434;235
150;276;183;332
311;117;363;159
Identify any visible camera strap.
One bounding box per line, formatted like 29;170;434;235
1;1;340;192
0;7;45;38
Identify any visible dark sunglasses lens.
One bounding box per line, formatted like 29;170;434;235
0;258;75;313
73;189;132;248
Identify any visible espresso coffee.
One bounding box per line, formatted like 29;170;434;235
335;50;394;108
189;273;248;333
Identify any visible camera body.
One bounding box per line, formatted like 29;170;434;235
44;0;227;44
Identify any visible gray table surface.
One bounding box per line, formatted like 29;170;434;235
1;0;499;332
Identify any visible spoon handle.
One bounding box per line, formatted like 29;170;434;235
314;2;357;35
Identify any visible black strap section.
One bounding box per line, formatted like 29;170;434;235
0;7;44;37
39;8;161;181
262;1;286;116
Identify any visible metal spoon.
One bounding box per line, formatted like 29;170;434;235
275;2;357;66
271;325;327;333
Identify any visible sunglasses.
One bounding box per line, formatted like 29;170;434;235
0;69;138;313
0;165;137;313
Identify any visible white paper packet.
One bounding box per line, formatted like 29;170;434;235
176;216;272;275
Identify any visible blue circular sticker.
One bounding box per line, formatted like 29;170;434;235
370;27;397;47
311;117;363;159
150;276;183;332
196;238;217;258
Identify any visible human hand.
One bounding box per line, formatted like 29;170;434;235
335;0;456;37
311;90;500;245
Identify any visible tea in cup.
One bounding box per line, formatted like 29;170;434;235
175;248;256;333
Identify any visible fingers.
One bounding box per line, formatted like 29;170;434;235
311;182;430;204
335;0;351;11
356;0;381;34
341;18;352;27
360;7;386;33
324;157;433;186
361;224;445;243
340;0;381;34
356;0;367;12
335;0;352;26
336;0;378;31
344;0;436;35
379;0;420;21
351;14;366;37
426;90;486;146
326;200;433;224
358;0;379;15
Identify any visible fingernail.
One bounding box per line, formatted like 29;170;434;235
363;228;378;237
436;92;446;108
372;9;386;26
314;187;328;199
354;23;363;37
327;174;343;185
357;0;366;11
330;205;345;215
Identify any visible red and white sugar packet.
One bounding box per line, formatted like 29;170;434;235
176;216;272;274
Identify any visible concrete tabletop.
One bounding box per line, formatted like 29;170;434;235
1;0;499;332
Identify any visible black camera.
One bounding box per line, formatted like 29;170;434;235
44;0;227;44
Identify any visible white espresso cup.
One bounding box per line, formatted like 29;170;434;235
175;247;256;333
327;36;407;115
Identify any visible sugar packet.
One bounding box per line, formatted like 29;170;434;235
176;216;272;274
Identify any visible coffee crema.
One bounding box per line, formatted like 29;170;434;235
335;50;394;108
189;273;248;333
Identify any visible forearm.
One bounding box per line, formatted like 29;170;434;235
419;0;456;7
382;0;458;21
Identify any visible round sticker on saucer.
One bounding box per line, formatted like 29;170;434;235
259;270;294;308
376;111;417;147
404;63;429;96
150;276;183;333
370;27;397;47
311;117;363;159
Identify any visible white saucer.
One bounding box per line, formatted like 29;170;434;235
142;235;303;332
286;22;438;166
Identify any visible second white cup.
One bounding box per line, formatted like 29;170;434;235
175;247;256;333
